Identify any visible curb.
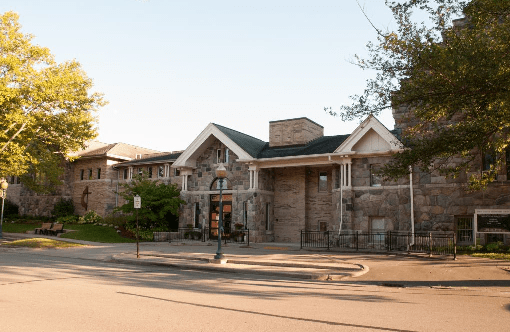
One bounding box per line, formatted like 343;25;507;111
111;254;369;280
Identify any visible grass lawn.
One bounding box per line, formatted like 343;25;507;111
471;253;510;261
2;221;136;243
3;238;84;249
61;224;136;243
2;222;41;233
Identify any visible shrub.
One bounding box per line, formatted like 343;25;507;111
486;242;504;252
52;198;75;218
78;210;103;224
56;215;79;224
3;199;19;216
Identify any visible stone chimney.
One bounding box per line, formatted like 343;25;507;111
269;117;324;147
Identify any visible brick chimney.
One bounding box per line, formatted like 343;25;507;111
269;117;324;147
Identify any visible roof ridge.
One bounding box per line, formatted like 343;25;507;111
213;123;266;143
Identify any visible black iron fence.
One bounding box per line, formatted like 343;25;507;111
155;228;250;245
301;230;456;258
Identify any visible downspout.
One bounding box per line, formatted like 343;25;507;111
339;163;343;235
409;166;415;247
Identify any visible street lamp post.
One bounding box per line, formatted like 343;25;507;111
0;178;9;239
214;164;227;260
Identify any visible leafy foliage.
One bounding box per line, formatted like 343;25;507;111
329;0;510;190
51;198;75;218
2;199;19;216
78;210;103;224
115;172;184;231
0;12;106;192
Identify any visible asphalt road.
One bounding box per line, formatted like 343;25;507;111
1;248;509;332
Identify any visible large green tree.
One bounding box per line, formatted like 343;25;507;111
115;172;185;231
329;0;510;190
0;11;106;192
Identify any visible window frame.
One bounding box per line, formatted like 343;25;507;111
370;164;383;187
318;171;328;192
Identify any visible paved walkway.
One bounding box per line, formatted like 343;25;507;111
1;233;510;286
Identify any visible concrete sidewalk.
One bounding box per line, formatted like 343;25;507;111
2;233;510;286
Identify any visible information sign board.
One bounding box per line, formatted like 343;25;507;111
134;195;141;209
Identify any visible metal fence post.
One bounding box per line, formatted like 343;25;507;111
388;231;392;251
453;233;457;260
429;232;432;257
300;230;303;249
327;231;330;251
356;232;359;251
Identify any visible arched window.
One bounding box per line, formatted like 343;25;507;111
210;177;230;190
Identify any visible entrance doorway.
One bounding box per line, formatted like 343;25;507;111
209;194;232;239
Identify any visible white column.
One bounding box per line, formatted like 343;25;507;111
248;165;258;189
342;163;346;187
347;161;352;187
129;167;133;180
165;164;170;178
182;175;187;191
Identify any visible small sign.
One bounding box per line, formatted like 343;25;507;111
478;214;510;233
134;195;141;209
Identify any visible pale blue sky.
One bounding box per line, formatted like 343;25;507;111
2;0;399;152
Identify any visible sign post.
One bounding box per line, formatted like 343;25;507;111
134;195;141;258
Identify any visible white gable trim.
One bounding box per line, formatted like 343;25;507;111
172;123;255;168
335;115;402;154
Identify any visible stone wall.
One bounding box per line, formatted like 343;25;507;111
305;167;333;231
273;167;305;242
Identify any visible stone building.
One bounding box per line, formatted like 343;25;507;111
6;113;510;245
172;115;510;245
7;141;163;217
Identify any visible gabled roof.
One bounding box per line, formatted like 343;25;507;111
173;115;402;169
73;141;162;160
335;115;402;154
214;124;267;158
257;135;349;159
117;152;182;167
172;123;262;168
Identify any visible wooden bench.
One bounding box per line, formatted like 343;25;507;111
47;223;64;236
34;223;52;235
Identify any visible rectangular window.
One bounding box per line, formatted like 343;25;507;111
265;203;270;231
243;201;248;228
370;164;383;187
88;169;93;180
482;151;496;172
148;167;152;178
158;166;164;178
123;169;128;180
138;168;143;176
16;176;21;184
319;221;327;232
97;168;101;180
455;216;474;244
194;203;200;228
80;169;84;181
174;168;180;177
318;172;328;192
225;148;229;163
506;149;510;179
216;149;222;164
